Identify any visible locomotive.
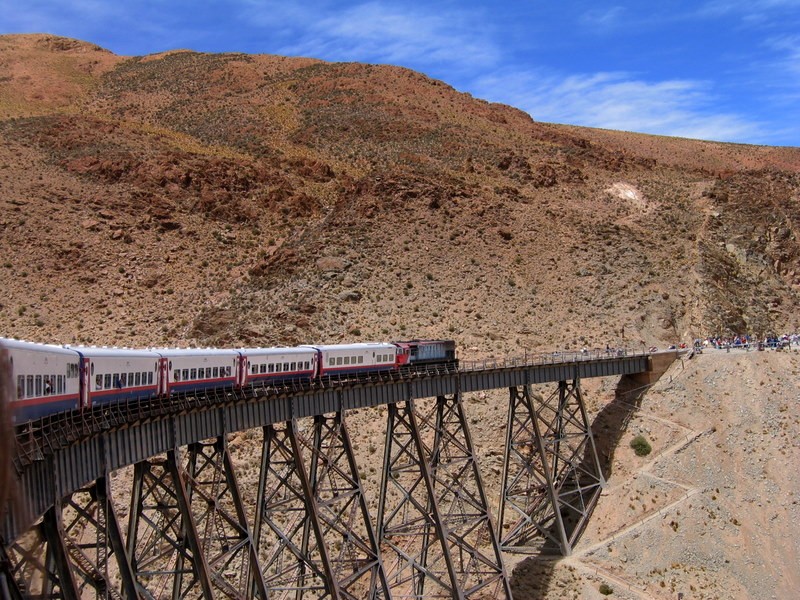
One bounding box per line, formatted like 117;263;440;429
0;337;457;424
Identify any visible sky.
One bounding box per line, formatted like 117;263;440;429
2;1;800;147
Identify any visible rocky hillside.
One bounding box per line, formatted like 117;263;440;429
1;33;800;355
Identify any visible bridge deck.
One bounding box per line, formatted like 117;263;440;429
4;350;659;543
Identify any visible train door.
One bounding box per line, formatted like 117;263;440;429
233;353;242;388
158;357;169;396
312;349;322;379
80;356;91;409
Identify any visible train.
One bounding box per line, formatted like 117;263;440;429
0;337;457;424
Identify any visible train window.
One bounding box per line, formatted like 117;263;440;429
190;369;197;380
213;367;219;378
276;363;283;372
304;361;310;370
148;372;153;385
26;375;34;398
104;374;111;389
199;368;206;379
268;364;275;373
336;357;343;366
120;373;127;387
344;356;350;365
91;363;95;376
358;356;364;364
17;376;25;399
128;373;134;387
329;358;335;366
58;375;65;394
95;375;103;390
251;364;258;374
225;366;231;377
174;370;181;381
283;363;289;371
135;373;141;386
35;375;42;397
288;362;294;371
182;369;189;381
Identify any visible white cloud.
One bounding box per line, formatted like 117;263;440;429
580;6;626;30
471;70;764;143
239;0;499;71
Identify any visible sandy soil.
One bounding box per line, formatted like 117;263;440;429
506;346;800;599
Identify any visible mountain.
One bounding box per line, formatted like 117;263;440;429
2;33;800;353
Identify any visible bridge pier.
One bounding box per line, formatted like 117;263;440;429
299;413;390;599
499;377;605;555
4;478;136;600
127;452;216;598
252;421;336;598
377;394;511;599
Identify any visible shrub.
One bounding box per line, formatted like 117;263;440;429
630;435;652;456
599;583;614;595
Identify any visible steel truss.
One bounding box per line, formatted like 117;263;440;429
253;412;389;600
298;413;390;600
4;476;136;600
378;396;511;599
252;416;388;600
499;378;605;555
127;451;215;599
183;438;269;599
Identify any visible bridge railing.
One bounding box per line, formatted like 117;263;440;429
458;347;641;372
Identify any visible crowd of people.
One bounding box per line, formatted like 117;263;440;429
694;333;799;351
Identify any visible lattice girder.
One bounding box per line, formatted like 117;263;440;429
500;380;605;555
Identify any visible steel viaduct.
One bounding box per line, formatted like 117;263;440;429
0;349;676;599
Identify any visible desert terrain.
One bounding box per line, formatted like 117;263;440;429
505;346;800;598
1;33;800;598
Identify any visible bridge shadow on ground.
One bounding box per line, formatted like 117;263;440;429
508;374;650;598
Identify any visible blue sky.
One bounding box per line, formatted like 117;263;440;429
2;1;800;146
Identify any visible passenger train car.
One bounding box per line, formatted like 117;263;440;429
0;337;457;424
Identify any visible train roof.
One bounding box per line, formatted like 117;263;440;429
72;346;162;358
150;348;241;357
0;337;80;356
394;339;455;345
238;346;317;355
301;342;397;352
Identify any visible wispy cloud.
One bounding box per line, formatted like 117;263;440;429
580;6;627;30
472;70;764;143
766;34;800;74
239;1;499;71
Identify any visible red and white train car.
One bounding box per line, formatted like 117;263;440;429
239;346;318;387
156;348;240;396
3;338;82;422
306;342;401;378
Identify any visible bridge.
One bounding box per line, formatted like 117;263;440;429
0;348;675;599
